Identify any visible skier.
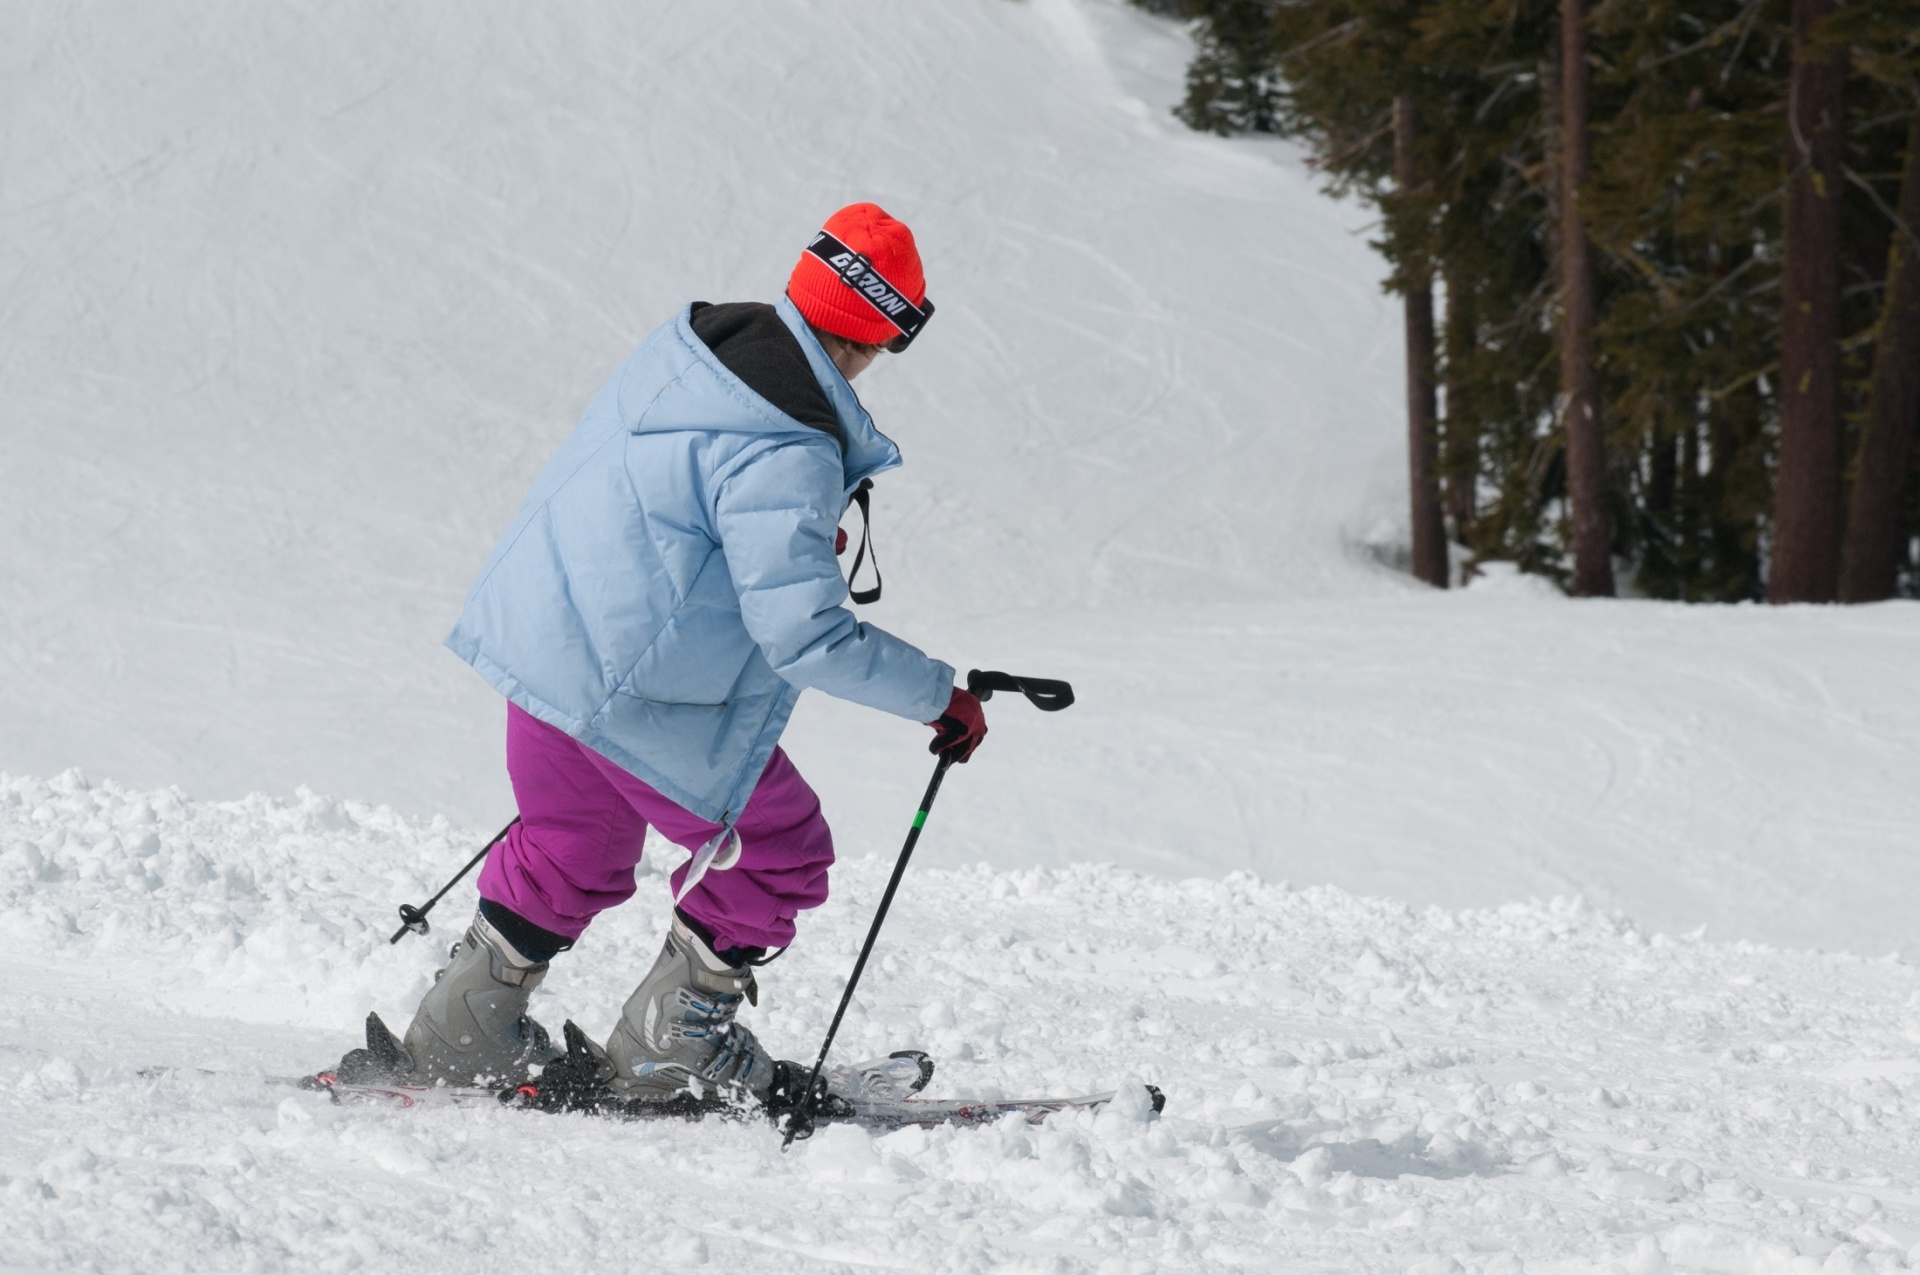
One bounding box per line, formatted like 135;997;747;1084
397;203;988;1102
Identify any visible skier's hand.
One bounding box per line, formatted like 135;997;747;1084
927;687;988;762
835;527;849;556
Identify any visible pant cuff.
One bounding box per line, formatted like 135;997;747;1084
478;897;575;963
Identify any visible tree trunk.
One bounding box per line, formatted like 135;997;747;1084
1679;421;1703;585
1767;0;1847;603
1442;261;1478;542
1648;431;1676;522
1710;395;1767;599
1838;111;1920;603
1556;0;1615;596
1396;93;1449;589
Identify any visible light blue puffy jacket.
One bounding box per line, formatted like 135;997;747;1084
446;295;954;823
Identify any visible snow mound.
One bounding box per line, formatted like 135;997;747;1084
6;772;1920;1272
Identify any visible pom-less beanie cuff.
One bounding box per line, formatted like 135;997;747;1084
787;202;926;347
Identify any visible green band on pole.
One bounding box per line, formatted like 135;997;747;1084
912;809;928;830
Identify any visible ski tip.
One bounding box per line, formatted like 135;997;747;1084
1145;1084;1166;1115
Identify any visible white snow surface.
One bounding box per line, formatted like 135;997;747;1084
2;0;1399;813
5;1;1920;1269
3;0;1920;952
7;0;1919;953
9;773;1920;1273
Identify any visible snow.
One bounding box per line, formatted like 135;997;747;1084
7;0;1917;959
8;772;1920;1272
0;0;1401;820
5;0;1920;1269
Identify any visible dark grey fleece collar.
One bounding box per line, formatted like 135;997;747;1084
688;301;844;450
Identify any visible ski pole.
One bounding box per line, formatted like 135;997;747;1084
781;669;1074;1146
782;754;952;1146
388;818;519;944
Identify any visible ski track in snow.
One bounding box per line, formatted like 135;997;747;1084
6;773;1920;1274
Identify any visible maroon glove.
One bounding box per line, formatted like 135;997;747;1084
927;687;987;762
835;526;848;556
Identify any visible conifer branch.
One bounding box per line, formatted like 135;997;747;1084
1842;162;1920;256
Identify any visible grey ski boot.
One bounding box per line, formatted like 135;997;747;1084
604;914;775;1102
400;910;562;1086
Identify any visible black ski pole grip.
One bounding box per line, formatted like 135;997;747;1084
966;669;1075;712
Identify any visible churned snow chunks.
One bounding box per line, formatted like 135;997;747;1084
6;775;1920;1269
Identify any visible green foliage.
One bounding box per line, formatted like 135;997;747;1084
1256;0;1576;575
1160;0;1920;597
1582;0;1790;599
1175;1;1288;134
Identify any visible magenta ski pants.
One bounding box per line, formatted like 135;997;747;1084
475;704;834;951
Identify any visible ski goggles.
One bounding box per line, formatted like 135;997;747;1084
803;230;935;353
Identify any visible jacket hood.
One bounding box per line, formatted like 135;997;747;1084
616;298;903;492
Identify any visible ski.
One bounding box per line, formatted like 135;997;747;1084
283;1014;1161;1135
776;1088;1162;1130
286;1070;1156;1131
827;1049;937;1103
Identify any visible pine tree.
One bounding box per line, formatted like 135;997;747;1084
1176;1;1286;134
1440;260;1480;538
1839;112;1920;599
1768;0;1850;602
1398;93;1450;586
1178;0;1467;582
1834;21;1920;600
1582;0;1790;602
1150;0;1920;600
1394;0;1569;580
1555;0;1616;595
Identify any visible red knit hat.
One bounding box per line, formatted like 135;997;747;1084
787;203;931;349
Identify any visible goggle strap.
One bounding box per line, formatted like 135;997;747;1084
804;230;932;344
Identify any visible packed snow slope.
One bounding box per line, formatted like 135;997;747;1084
5;0;1920;961
0;0;1397;802
9;775;1920;1274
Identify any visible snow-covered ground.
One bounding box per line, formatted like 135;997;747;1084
8;0;1917;958
5;0;1920;1270
9;774;1920;1273
0;0;1402;819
